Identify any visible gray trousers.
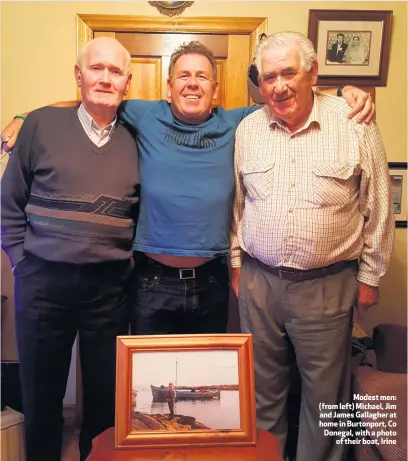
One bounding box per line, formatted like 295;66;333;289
238;256;357;461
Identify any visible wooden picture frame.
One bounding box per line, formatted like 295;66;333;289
308;10;393;86
389;162;407;228
115;334;256;449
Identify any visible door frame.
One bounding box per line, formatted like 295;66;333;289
76;14;267;57
74;12;268;429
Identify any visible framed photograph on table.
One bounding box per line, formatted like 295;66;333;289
308;10;393;86
389;162;407;228
115;334;256;449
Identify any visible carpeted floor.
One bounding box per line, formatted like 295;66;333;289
62;423;80;461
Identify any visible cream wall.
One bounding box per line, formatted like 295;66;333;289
1;1;407;398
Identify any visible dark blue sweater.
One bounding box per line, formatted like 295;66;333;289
1;106;140;266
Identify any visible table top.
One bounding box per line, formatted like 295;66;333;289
87;427;283;461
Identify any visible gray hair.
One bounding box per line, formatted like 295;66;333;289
254;32;317;75
168;41;217;81
76;37;131;74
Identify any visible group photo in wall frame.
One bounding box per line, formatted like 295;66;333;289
115;334;256;449
308;9;393;86
389;162;407;228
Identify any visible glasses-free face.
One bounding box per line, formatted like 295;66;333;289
258;46;318;132
167;53;218;125
75;41;131;118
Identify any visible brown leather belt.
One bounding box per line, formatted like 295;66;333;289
256;259;358;283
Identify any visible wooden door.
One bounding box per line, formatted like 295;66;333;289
77;15;267;108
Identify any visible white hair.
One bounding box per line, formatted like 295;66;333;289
254;32;317;75
76;37;131;74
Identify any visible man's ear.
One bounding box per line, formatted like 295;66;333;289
166;78;172;99
124;74;132;96
74;64;82;88
212;81;219;101
311;60;318;86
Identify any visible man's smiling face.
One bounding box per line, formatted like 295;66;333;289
258;45;318;132
167;53;219;125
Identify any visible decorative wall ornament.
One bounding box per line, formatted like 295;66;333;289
149;2;194;17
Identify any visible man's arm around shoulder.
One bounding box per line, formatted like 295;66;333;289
1;101;78;152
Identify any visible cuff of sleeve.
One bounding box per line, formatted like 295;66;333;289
5;245;25;269
356;272;380;287
230;252;243;269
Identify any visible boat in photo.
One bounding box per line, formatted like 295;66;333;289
151;385;221;402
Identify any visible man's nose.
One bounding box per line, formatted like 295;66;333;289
274;75;287;93
186;75;199;87
100;68;111;83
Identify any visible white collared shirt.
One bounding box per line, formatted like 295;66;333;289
77;104;116;147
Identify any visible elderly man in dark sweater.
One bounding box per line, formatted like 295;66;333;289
1;37;139;461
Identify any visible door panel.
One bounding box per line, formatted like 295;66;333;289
117;32;229;58
128;57;162;100
225;35;250;109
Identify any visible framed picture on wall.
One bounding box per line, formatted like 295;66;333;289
115;334;256;449
308;10;393;86
389;162;407;228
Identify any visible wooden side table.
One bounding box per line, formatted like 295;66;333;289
87;427;283;461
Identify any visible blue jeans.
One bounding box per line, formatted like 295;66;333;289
131;252;229;334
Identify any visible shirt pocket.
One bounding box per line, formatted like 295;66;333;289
242;160;275;200
312;162;356;206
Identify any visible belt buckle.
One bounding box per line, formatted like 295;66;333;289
179;268;196;280
278;268;295;280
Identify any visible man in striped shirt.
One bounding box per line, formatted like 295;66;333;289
230;32;394;461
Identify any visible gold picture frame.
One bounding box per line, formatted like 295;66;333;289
149;2;194;17
115;334;256;449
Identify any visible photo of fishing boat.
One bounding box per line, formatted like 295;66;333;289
131;350;240;431
151;384;221;402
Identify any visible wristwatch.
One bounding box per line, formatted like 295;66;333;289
337;86;345;97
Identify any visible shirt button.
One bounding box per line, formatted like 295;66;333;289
291;159;295;164
289;209;293;213
291;183;295;188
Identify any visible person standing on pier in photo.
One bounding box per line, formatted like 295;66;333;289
166;382;176;419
